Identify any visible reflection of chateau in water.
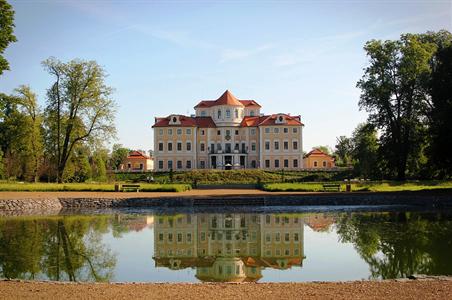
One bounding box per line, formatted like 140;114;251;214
153;213;304;282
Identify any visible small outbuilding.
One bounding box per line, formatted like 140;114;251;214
303;148;335;169
120;151;154;172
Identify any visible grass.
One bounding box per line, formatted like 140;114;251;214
263;181;452;192
0;182;192;192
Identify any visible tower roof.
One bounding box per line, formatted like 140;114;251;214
194;90;260;108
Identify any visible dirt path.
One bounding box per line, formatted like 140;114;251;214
1;279;451;299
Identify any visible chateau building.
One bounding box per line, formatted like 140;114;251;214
152;90;304;171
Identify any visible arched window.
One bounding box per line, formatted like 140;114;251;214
226;109;231;118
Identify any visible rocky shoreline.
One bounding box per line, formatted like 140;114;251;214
0;190;452;214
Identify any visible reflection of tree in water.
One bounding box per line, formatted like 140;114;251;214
0;216;116;282
336;212;452;279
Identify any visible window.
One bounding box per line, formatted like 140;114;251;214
158;233;164;242
217;110;222;119
168;142;173;151
200;143;205;152
235;130;239;135
158;160;163;169
275;159;280;168
168;233;173;243
251;160;256;168
285;233;290;242
293;127;298;133
266;215;271;224
285;249;290;256
283;128;288;133
210;143;215;152
235;109;239;118
177;128;182;135
284;159;289;168
186;128;191;135
201;130;205;136
294;233;299;242
217;130;221;135
186;160;191;169
284;141;289;150
323;161;327;167
168;160;173;170
275;232;281;242
201;232;206;241
186;142;191;151
265;128;270;133
187;233;192;243
250;128;256;135
251;142;256;152
275;216;280;224
265;141;270;150
250;110;255;116
265;233;271;243
200;160;205;168
177;142;182;151
274;127;279;133
127;163;131;169
177;160;182;169
201;110;206;117
265;160;270;168
158;142;163;151
293;159;298;168
226;109;231;118
177;233;183;243
314;161;318;167
226;129;231;136
293;141;298;150
168;129;173;135
159;129;163;135
274;141;279;150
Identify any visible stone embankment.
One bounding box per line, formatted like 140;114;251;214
0;190;452;215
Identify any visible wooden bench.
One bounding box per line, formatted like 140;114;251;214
121;184;140;192
323;183;341;192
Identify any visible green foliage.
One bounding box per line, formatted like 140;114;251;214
42;57;116;182
0;0;17;75
312;145;333;155
351;123;379;178
334;136;353;166
110;144;129;170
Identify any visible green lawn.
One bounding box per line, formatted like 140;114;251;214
0;182;191;192
263;181;452;192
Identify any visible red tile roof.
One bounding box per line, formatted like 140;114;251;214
305;148;334;159
240;114;303;127
152;115;216;128
194;90;261;108
128;151;150;159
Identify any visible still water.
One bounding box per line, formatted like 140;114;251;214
0;207;451;283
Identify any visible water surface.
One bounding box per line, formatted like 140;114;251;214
0;207;451;282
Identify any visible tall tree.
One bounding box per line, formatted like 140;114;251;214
43;58;116;183
0;0;17;75
428;44;452;177
15;85;44;182
351;123;379;179
110;144;129;170
357;34;436;179
334;136;353;166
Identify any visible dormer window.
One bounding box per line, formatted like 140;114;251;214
169;115;181;125
250;110;255;117
275;114;286;124
173;117;177;123
201;111;206;117
279;116;283;122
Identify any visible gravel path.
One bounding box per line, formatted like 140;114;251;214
1;279;452;300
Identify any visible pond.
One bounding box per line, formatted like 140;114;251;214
0;206;451;283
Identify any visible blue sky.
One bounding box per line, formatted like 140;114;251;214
2;0;451;152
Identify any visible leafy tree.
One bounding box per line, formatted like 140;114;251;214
14;85;44;182
91;150;107;182
351;123;379;179
110;144;129;170
334;136;353;166
357;34;436;179
0;0;17;75
42;57;116;183
428;44;452;177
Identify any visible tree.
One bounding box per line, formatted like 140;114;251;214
428;44;452;177
14;85;44;182
334;136;353;166
42;57;116;183
351;123;379;178
110;144;129;170
0;0;17;75
357;34;436;179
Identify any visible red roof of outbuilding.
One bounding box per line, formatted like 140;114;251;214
305;148;334;159
128;151;150;159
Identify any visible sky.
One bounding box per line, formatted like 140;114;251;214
1;0;451;152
